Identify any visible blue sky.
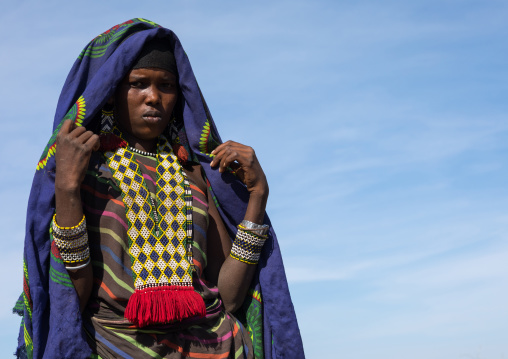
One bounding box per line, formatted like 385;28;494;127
1;1;508;358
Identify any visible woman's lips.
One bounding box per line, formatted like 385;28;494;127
142;111;162;123
143;115;162;121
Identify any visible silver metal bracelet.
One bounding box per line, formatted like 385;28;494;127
65;258;91;271
240;219;270;236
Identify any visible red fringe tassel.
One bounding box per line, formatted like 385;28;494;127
125;286;206;327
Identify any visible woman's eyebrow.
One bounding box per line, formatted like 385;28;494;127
161;75;177;81
129;74;146;80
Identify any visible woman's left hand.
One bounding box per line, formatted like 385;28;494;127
210;141;269;197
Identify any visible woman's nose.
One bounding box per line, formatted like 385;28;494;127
145;85;160;105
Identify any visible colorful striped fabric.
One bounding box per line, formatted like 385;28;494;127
81;152;253;358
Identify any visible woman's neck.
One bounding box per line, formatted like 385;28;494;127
123;133;158;153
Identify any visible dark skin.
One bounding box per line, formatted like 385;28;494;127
55;68;268;313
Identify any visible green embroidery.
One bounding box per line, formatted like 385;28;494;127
37;96;86;170
24;324;33;359
49;266;74;288
198;119;220;156
237;289;264;359
79;18;160;59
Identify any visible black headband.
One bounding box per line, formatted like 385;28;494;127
132;37;177;75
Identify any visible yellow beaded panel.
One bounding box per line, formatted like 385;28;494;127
105;137;192;290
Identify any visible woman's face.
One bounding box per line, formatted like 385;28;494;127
114;68;178;147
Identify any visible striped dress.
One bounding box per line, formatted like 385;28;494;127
81;152;254;359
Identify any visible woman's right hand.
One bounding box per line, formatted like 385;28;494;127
55;120;100;191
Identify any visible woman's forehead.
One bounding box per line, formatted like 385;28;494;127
126;67;177;80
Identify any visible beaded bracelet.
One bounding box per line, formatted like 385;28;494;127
52;214;90;264
230;226;268;265
52;214;87;236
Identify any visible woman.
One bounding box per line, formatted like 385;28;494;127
15;18;303;359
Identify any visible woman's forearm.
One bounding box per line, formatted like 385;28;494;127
217;191;268;313
53;120;99;312
54;186;93;312
217;257;257;313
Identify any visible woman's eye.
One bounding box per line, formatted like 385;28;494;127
130;81;142;88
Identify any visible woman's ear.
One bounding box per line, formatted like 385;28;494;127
107;96;114;105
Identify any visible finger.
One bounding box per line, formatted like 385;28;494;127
75;129;96;145
226;147;255;169
210;144;231;167
212;145;244;169
229;161;245;181
214;142;253;159
69;125;87;139
218;150;239;173
210;141;229;154
79;132;99;151
88;134;101;151
210;140;240;156
59;119;74;135
230;162;241;171
210;142;256;169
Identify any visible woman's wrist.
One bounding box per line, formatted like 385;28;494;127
54;186;84;228
244;193;267;225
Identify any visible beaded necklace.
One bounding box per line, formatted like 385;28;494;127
127;146;161;237
103;127;205;327
128;146;157;157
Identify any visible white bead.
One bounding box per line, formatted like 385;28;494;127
129;146;157;157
